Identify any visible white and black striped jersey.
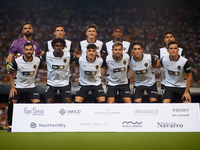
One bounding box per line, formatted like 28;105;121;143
41;51;75;87
74;56;105;86
156;47;184;85
77;39;103;57
129;54;157;87
160;55;191;87
44;39;73;53
11;55;43;88
102;40;131;55
106;53;130;86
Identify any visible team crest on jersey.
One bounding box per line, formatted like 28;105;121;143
96;46;99;50
144;63;148;67
123;47;126;51
33;64;37;69
63;59;67;63
65;45;67;48
177;65;181;70
123;61;126;65
95;65;99;69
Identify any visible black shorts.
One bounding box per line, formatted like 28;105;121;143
161;84;165;96
10;87;40;101
45;84;72;99
75;84;105;98
133;82;158;99
107;84;131;98
163;86;189;101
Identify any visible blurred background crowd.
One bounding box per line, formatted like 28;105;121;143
0;0;200;86
0;0;200;128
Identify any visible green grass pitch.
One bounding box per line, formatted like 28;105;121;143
0;131;200;150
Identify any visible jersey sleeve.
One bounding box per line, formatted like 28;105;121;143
9;40;19;54
76;43;82;51
70;53;76;63
151;55;157;65
160;57;163;66
11;59;18;70
74;57;80;66
43;42;49;52
102;44;108;54
127;45;132;55
183;60;192;74
101;58;107;68
38;59;44;69
181;49;185;57
70;43;74;53
37;43;42;54
155;49;160;59
40;53;46;62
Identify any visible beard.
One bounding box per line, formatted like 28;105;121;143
25;53;32;59
24;32;32;38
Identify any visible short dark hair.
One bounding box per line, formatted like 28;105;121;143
23;42;33;49
168;41;179;48
163;30;175;38
87;44;97;50
86;24;97;31
112;26;123;33
22;22;32;30
51;38;66;48
131;41;143;49
54;24;65;31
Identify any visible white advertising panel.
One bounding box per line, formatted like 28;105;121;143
12;103;200;132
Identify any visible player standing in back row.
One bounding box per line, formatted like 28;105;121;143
43;24;74;53
73;24;103;57
156;30;184;100
102;26;131;58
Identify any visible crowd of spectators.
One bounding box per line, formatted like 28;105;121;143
0;0;200;86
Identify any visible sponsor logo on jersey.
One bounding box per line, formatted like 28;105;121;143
168;70;180;76
95;65;99;69
113;67;126;73
84;71;97;75
135;69;148;75
52;65;65;70
177;65;181;70
22;71;35;76
63;59;67;63
144;63;148;67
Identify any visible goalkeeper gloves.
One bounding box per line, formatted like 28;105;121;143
6;62;15;74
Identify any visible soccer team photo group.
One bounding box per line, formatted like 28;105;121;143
5;22;193;132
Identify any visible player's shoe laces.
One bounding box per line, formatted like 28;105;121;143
5;127;11;132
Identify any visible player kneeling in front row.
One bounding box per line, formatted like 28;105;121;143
41;38;74;103
159;41;192;103
6;43;43;132
129;41;159;103
104;41;132;103
74;44;106;103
